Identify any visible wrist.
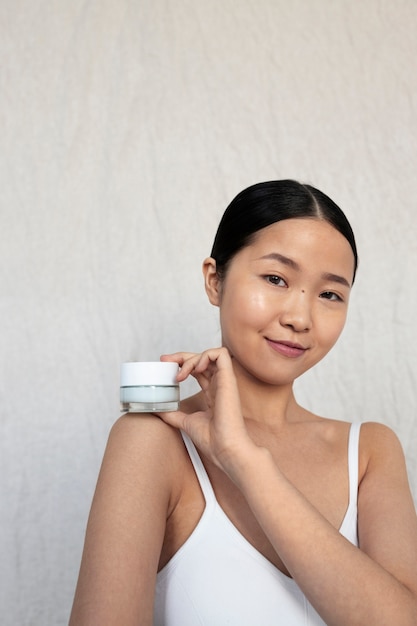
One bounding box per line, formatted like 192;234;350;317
222;441;272;489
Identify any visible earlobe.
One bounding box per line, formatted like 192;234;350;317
202;257;221;306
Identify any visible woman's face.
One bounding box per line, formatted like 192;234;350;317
204;218;356;387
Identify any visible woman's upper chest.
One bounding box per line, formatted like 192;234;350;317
205;421;352;543
161;420;354;575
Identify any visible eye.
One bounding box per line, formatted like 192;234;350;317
320;291;343;302
265;275;287;287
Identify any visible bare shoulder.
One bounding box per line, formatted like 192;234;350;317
357;421;417;593
105;390;204;459
103;414;188;507
358;421;408;475
357;420;414;502
108;412;186;461
359;420;403;444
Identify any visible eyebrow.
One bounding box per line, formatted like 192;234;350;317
258;253;351;288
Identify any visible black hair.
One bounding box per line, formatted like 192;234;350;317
210;180;358;283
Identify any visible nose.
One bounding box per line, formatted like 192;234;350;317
279;290;312;332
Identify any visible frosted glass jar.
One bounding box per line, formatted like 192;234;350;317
120;362;180;412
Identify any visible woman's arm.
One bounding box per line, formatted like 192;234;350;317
69;415;181;626
160;348;417;626
230;423;417;626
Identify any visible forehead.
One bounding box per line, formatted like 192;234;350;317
242;218;355;281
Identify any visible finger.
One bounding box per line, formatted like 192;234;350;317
160;352;200;381
156;410;209;442
160;353;211;391
155;409;187;430
175;352;217;382
161;348;231;385
160;352;197;365
192;349;233;383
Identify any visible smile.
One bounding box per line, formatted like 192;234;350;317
265;338;308;358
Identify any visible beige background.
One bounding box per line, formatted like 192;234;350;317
1;1;416;624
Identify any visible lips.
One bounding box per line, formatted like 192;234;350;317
265;338;308;358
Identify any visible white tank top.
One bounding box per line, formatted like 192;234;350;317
154;422;361;626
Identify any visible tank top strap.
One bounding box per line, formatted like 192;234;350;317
347;421;361;505
180;431;216;503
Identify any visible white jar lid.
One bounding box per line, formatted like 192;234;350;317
120;362;179;386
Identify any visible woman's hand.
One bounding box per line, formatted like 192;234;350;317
158;348;255;473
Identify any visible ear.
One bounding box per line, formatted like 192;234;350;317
202;257;221;306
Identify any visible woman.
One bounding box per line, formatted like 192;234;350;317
69;180;417;625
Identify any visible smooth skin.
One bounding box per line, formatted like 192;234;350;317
69;219;417;625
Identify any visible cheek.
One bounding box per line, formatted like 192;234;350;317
318;313;347;347
221;288;270;329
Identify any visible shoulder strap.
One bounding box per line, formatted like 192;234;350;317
347;422;361;505
180;431;216;503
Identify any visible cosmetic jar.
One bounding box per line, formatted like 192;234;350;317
120;362;180;413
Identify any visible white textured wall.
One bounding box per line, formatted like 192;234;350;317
1;1;416;624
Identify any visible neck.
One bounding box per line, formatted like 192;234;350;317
232;361;303;429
